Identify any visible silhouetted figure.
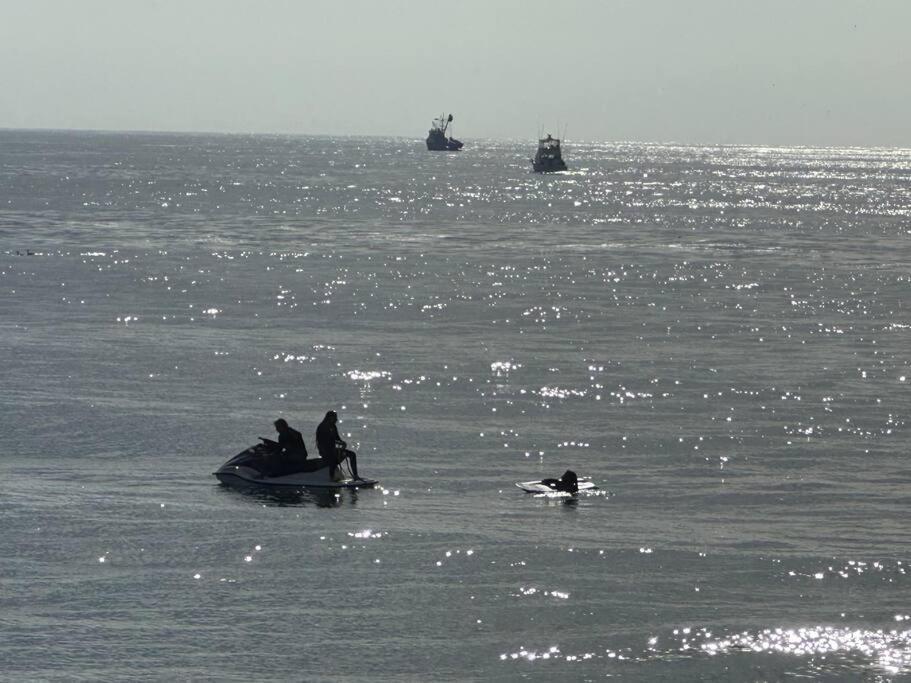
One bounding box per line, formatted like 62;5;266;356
316;410;361;480
263;418;309;476
540;470;579;494
275;418;308;458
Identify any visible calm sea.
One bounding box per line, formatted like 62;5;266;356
1;130;910;681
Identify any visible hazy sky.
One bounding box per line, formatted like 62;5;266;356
1;0;908;145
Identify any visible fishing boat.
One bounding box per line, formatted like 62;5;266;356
531;133;567;172
426;113;463;151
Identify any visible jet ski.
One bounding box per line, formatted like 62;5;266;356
214;439;378;490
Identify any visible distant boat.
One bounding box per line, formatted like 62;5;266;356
426;113;463;151
531;134;567;172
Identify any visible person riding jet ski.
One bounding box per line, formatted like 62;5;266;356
316;410;362;481
256;418;310;477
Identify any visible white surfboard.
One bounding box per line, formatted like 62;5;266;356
515;479;598;494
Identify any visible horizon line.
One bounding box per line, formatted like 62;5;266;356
1;125;908;153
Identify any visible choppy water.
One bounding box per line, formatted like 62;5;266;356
1;130;910;681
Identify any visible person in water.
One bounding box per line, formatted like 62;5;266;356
316;410;361;480
540;470;579;494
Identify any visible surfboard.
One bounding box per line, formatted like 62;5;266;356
515;479;598;494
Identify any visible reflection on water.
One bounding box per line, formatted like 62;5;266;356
699;625;911;676
214;482;362;508
503;624;911;676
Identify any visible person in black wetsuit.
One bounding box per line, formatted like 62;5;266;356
316;410;361;480
269;418;309;475
540;469;578;493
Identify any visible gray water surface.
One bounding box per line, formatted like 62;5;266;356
1;130;910;680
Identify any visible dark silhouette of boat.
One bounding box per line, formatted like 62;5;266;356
426;113;463;151
531;134;567;172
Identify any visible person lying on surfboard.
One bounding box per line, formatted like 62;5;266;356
539;470;579;494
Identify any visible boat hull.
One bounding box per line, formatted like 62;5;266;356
532;159;567;173
426;138;463;151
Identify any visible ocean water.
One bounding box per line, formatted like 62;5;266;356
1;129;910;681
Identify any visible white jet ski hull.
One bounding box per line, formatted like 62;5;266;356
516;479;598;494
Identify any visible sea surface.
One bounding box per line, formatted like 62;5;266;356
1;130;910;681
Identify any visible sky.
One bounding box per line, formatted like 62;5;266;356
1;0;909;146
